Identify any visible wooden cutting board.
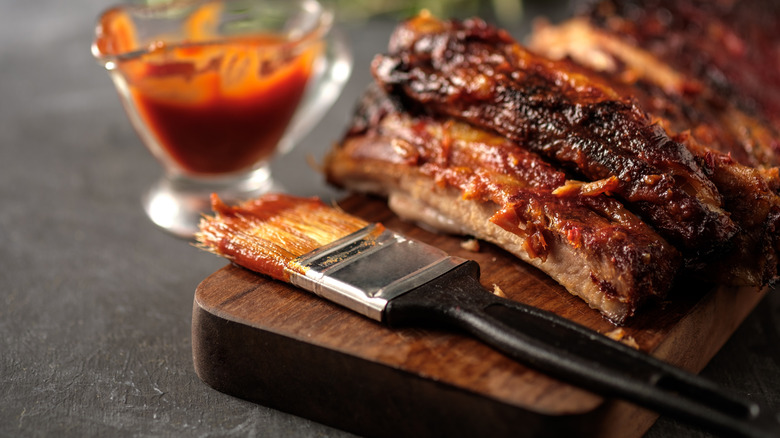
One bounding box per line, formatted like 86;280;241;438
192;194;768;438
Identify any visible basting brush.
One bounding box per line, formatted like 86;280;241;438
196;193;779;438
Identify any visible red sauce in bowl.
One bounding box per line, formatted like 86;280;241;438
97;6;318;175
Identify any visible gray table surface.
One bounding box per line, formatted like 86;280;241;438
2;0;778;436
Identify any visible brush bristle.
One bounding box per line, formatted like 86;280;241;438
196;193;369;281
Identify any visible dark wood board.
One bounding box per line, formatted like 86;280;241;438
192;194;769;438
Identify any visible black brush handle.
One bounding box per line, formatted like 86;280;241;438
383;261;780;438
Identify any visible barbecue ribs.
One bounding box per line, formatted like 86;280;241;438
325;5;780;323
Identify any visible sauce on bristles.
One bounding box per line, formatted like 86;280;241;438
196;193;369;280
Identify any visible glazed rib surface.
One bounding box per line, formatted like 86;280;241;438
529;0;780;284
371;13;737;256
327;86;680;324
325;5;780;322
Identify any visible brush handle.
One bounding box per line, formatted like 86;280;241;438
383;261;780;438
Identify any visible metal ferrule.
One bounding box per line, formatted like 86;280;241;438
287;224;467;321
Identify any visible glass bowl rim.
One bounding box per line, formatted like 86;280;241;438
91;0;333;64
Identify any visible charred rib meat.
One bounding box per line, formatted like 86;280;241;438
327;86;680;324
325;7;780;323
585;0;780;138
371;13;737;257
529;0;780;285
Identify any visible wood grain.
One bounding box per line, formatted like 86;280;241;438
192;194;769;438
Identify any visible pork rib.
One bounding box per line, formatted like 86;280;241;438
326;86;681;324
371;13;737;257
529;2;780;285
585;0;780;137
529;14;780;169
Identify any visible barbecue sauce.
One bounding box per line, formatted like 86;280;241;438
96;7;318;175
202;193;370;281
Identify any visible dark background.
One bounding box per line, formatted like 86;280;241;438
1;0;777;436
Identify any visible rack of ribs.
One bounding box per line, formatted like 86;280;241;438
529;0;780;286
325;4;780;324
